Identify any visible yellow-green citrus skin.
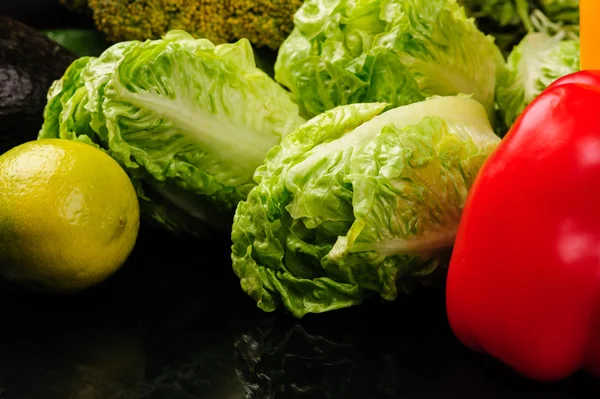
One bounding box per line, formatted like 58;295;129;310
0;139;140;293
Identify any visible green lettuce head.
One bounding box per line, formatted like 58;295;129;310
39;31;306;238
274;0;505;123
231;96;501;318
496;31;580;130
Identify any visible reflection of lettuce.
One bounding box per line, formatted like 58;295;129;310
235;318;373;399
274;0;504;122
234;303;600;399
231;96;500;318
233;295;454;399
39;31;305;237
496;32;579;129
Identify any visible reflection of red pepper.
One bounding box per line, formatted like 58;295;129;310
446;70;600;382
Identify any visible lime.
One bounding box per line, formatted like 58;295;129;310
0;139;140;293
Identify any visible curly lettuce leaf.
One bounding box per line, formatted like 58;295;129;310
40;57;94;141
40;31;305;236
496;32;579;130
274;0;505;123
231;96;501;318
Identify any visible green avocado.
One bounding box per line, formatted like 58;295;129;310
0;16;77;154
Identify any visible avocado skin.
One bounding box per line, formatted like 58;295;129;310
0;16;77;154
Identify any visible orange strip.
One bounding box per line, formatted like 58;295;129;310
581;0;600;70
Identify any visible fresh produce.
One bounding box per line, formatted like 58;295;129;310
43;29;111;57
446;71;600;382
461;1;581;134
59;0;303;50
0;139;140;293
539;0;580;26
460;0;580;54
0;16;77;154
274;0;505;123
231;96;501;318
39;30;305;238
460;0;531;47
496;31;580;130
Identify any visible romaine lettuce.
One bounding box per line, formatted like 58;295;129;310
231;96;501;318
39;31;306;237
496;32;580;130
274;0;505;123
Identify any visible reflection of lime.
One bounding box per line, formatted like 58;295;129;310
0;139;140;293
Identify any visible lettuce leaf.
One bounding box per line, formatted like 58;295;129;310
231;96;501;318
274;0;505;123
496;32;580;130
39;31;305;237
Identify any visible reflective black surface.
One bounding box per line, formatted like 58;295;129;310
1;2;600;398
1;224;599;399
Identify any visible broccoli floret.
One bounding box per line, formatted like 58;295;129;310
226;0;303;50
61;0;303;50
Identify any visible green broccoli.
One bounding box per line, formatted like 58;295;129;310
60;0;303;50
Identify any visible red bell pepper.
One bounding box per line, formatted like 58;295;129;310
446;70;600;382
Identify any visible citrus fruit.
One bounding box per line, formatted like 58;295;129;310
0;139;140;293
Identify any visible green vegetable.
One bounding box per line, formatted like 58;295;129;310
273;0;505;123
496;32;580;129
0;16;77;155
43;29;111;57
60;0;304;50
538;0;579;26
231;96;501;318
460;0;530;53
39;30;305;238
460;0;532;30
459;0;579;54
